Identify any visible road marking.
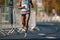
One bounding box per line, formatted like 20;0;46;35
44;36;57;39
38;33;46;36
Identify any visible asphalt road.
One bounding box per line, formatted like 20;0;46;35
0;22;60;39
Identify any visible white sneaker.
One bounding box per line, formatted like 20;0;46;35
22;27;26;29
24;33;27;38
22;28;25;31
20;28;25;32
20;27;26;32
31;27;40;31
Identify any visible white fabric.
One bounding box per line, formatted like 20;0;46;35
21;1;29;11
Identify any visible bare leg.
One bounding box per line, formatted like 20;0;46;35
25;14;30;33
21;11;26;27
21;16;25;27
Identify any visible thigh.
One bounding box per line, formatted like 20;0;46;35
21;16;25;22
25;14;30;21
21;11;26;21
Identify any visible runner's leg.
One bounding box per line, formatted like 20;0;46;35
25;14;30;33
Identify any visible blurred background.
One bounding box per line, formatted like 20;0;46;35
0;0;60;23
0;0;60;39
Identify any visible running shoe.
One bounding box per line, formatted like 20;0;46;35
24;33;27;38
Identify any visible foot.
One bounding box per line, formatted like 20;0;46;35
31;27;40;31
22;26;26;30
22;28;25;32
20;27;26;32
24;33;27;38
